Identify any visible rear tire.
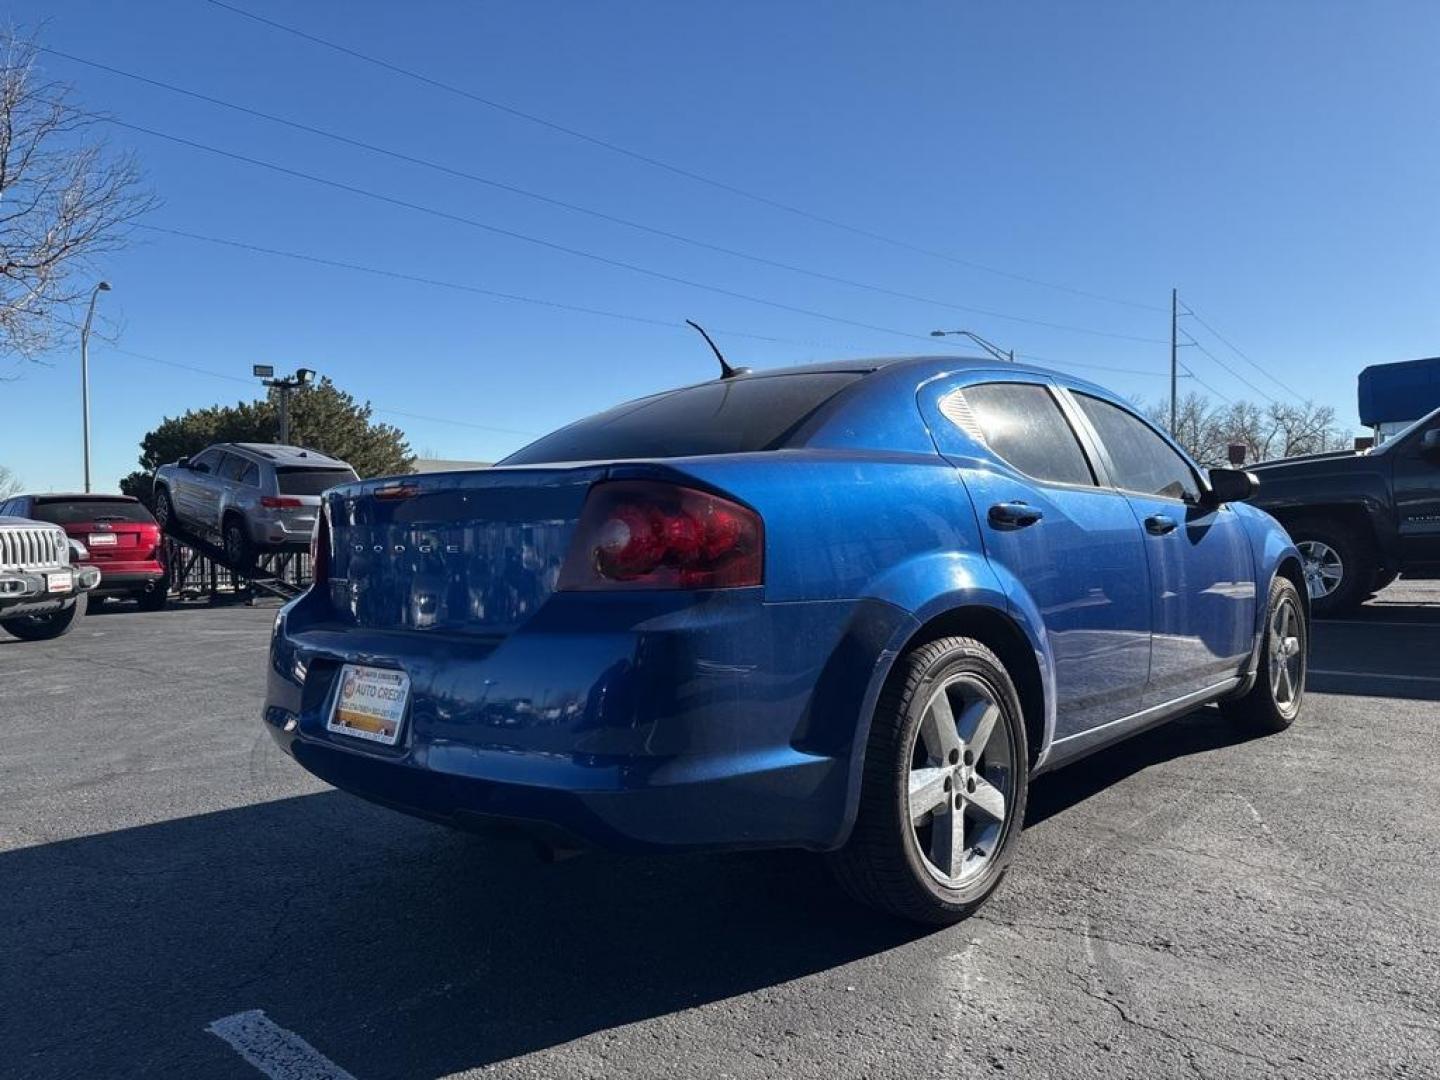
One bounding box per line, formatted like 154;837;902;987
1;593;87;640
828;636;1029;925
223;516;254;570
1222;576;1307;733
1289;518;1372;617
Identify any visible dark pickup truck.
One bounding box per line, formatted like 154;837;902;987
1251;405;1440;614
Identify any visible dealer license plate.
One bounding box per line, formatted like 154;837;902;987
326;664;411;746
46;571;73;594
88;533;118;547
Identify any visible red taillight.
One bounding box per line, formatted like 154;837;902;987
558;481;763;591
261;496;304;509
310;506;330;585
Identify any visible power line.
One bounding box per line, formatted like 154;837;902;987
101;114;1170;348
200;0;1163;314
1180;365;1236;405
136;224;866;352
103;345;544;436
42;47;1171;345
101;116;1021;351
1180;330;1278;405
141;222;1180;383
1180;301;1305;400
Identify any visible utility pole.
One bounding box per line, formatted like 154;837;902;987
253;365;316;444
79;281;112;493
1170;288;1178;433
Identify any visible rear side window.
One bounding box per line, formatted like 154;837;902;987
501;373;863;465
217;454;249;481
240;463;260;486
276;467;358;495
1074;393;1200;502
958;382;1096;487
29;499;155;525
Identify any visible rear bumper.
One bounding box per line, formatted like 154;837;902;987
264;590;906;852
248;510;317;548
85;564;166;597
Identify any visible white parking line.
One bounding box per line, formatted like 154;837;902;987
1318;619;1440;630
207;1010;357;1080
1309;668;1440;685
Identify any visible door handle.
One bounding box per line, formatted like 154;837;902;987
989;501;1044;529
1145;514;1178;536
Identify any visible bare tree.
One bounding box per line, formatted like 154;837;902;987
0;463;20;498
1152;395;1351;464
0;35;155;360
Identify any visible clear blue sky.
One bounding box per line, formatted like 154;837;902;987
5;0;1438;491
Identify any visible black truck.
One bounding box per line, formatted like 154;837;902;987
1250;405;1440;615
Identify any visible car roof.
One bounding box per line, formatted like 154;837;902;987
217;443;351;468
19;493;139;503
715;354;1122;402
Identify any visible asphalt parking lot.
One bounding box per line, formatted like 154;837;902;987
3;588;1439;1080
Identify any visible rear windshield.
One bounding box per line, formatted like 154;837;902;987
276;467;358;496
29;499;154;525
501;372;864;465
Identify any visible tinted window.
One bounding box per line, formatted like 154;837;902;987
217;454;249;481
189;448;221;473
960;382;1096;487
240;463;260;486
29;499;155;525
1075;393;1200;501
502;373;863;465
276;467;358;495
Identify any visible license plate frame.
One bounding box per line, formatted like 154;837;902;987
87;532;118;547
46;570;74;594
326;664;411;746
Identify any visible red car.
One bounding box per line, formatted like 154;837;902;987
0;493;168;610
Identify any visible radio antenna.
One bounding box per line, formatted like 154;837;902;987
685;319;750;379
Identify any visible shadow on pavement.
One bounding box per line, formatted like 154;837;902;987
1310;596;1440;701
1;699;1281;1078
0;791;919;1079
1025;705;1262;828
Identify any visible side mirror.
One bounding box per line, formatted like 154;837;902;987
1204;467;1258;505
177;457;191;469
1422;429;1440;456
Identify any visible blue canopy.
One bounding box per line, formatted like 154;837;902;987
1358;356;1440;427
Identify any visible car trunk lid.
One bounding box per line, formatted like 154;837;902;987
321;466;607;635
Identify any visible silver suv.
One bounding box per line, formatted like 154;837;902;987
153;443;357;566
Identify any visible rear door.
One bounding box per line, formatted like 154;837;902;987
1389;418;1440;571
922;375;1152;739
1065;391;1256;707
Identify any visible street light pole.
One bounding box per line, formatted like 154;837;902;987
79;281;112;493
929;329;1014;363
254;366;316;444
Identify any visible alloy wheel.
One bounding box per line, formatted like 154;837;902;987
1268;595;1305;716
907;673;1015;887
1297;540;1343;599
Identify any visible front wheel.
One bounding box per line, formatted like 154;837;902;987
153;486;176;533
828;636;1029;925
1223;576;1307;733
1;593;87;641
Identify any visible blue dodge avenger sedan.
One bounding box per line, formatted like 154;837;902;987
264;355;1307;924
